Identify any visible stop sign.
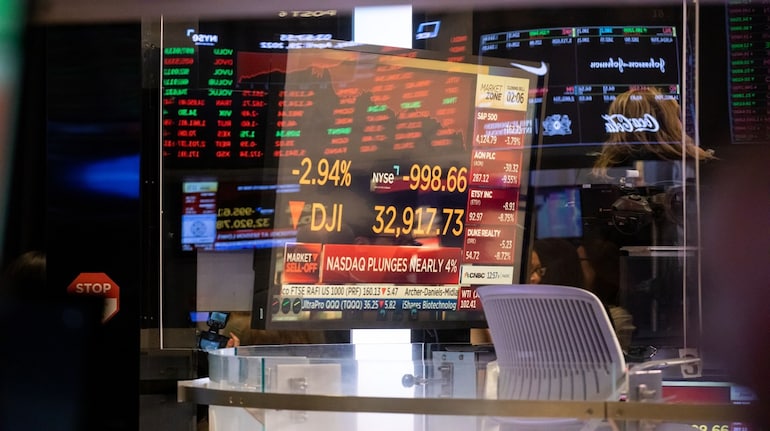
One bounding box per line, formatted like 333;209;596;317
67;272;120;323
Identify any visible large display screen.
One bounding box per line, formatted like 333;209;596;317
472;5;688;167
159;16;543;329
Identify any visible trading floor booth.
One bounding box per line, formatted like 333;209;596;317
24;0;765;430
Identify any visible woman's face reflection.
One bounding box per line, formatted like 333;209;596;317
529;250;544;284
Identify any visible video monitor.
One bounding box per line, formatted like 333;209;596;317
533;185;583;240
471;5;689;168
158;16;544;330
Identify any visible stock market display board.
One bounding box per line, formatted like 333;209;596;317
159;19;542;328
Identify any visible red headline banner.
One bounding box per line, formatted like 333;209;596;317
283;243;463;285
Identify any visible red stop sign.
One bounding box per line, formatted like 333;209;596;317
67;272;120;323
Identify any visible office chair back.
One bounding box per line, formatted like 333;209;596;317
477;284;626;401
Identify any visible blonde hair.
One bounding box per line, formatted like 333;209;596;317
592;87;715;179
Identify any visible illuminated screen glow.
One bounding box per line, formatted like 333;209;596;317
160;16;543;329
473;6;687;155
273;47;538;328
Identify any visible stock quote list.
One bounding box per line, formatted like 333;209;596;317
727;2;770;144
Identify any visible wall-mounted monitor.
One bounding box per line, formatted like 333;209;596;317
533;185;583;240
471;5;689;168
158;16;544;330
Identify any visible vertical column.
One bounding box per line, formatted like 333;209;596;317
206;47;236;163
463;75;530;269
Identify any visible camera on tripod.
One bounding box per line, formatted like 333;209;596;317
197;311;231;351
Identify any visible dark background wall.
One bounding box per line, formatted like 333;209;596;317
4;21;144;430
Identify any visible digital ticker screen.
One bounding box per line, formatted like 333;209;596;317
472;5;687;166
726;1;770;145
160;19;543;329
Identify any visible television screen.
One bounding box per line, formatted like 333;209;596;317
158;16;543;330
534;186;583;240
472;5;689;168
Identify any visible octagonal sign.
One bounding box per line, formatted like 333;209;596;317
67;272;120;323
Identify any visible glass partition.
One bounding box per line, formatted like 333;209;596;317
144;1;728;384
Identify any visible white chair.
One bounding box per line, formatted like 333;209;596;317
477;284;699;430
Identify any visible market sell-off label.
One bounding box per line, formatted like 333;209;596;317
282;242;323;284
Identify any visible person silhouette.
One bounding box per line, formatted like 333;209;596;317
592;86;716;181
1;250;46;299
